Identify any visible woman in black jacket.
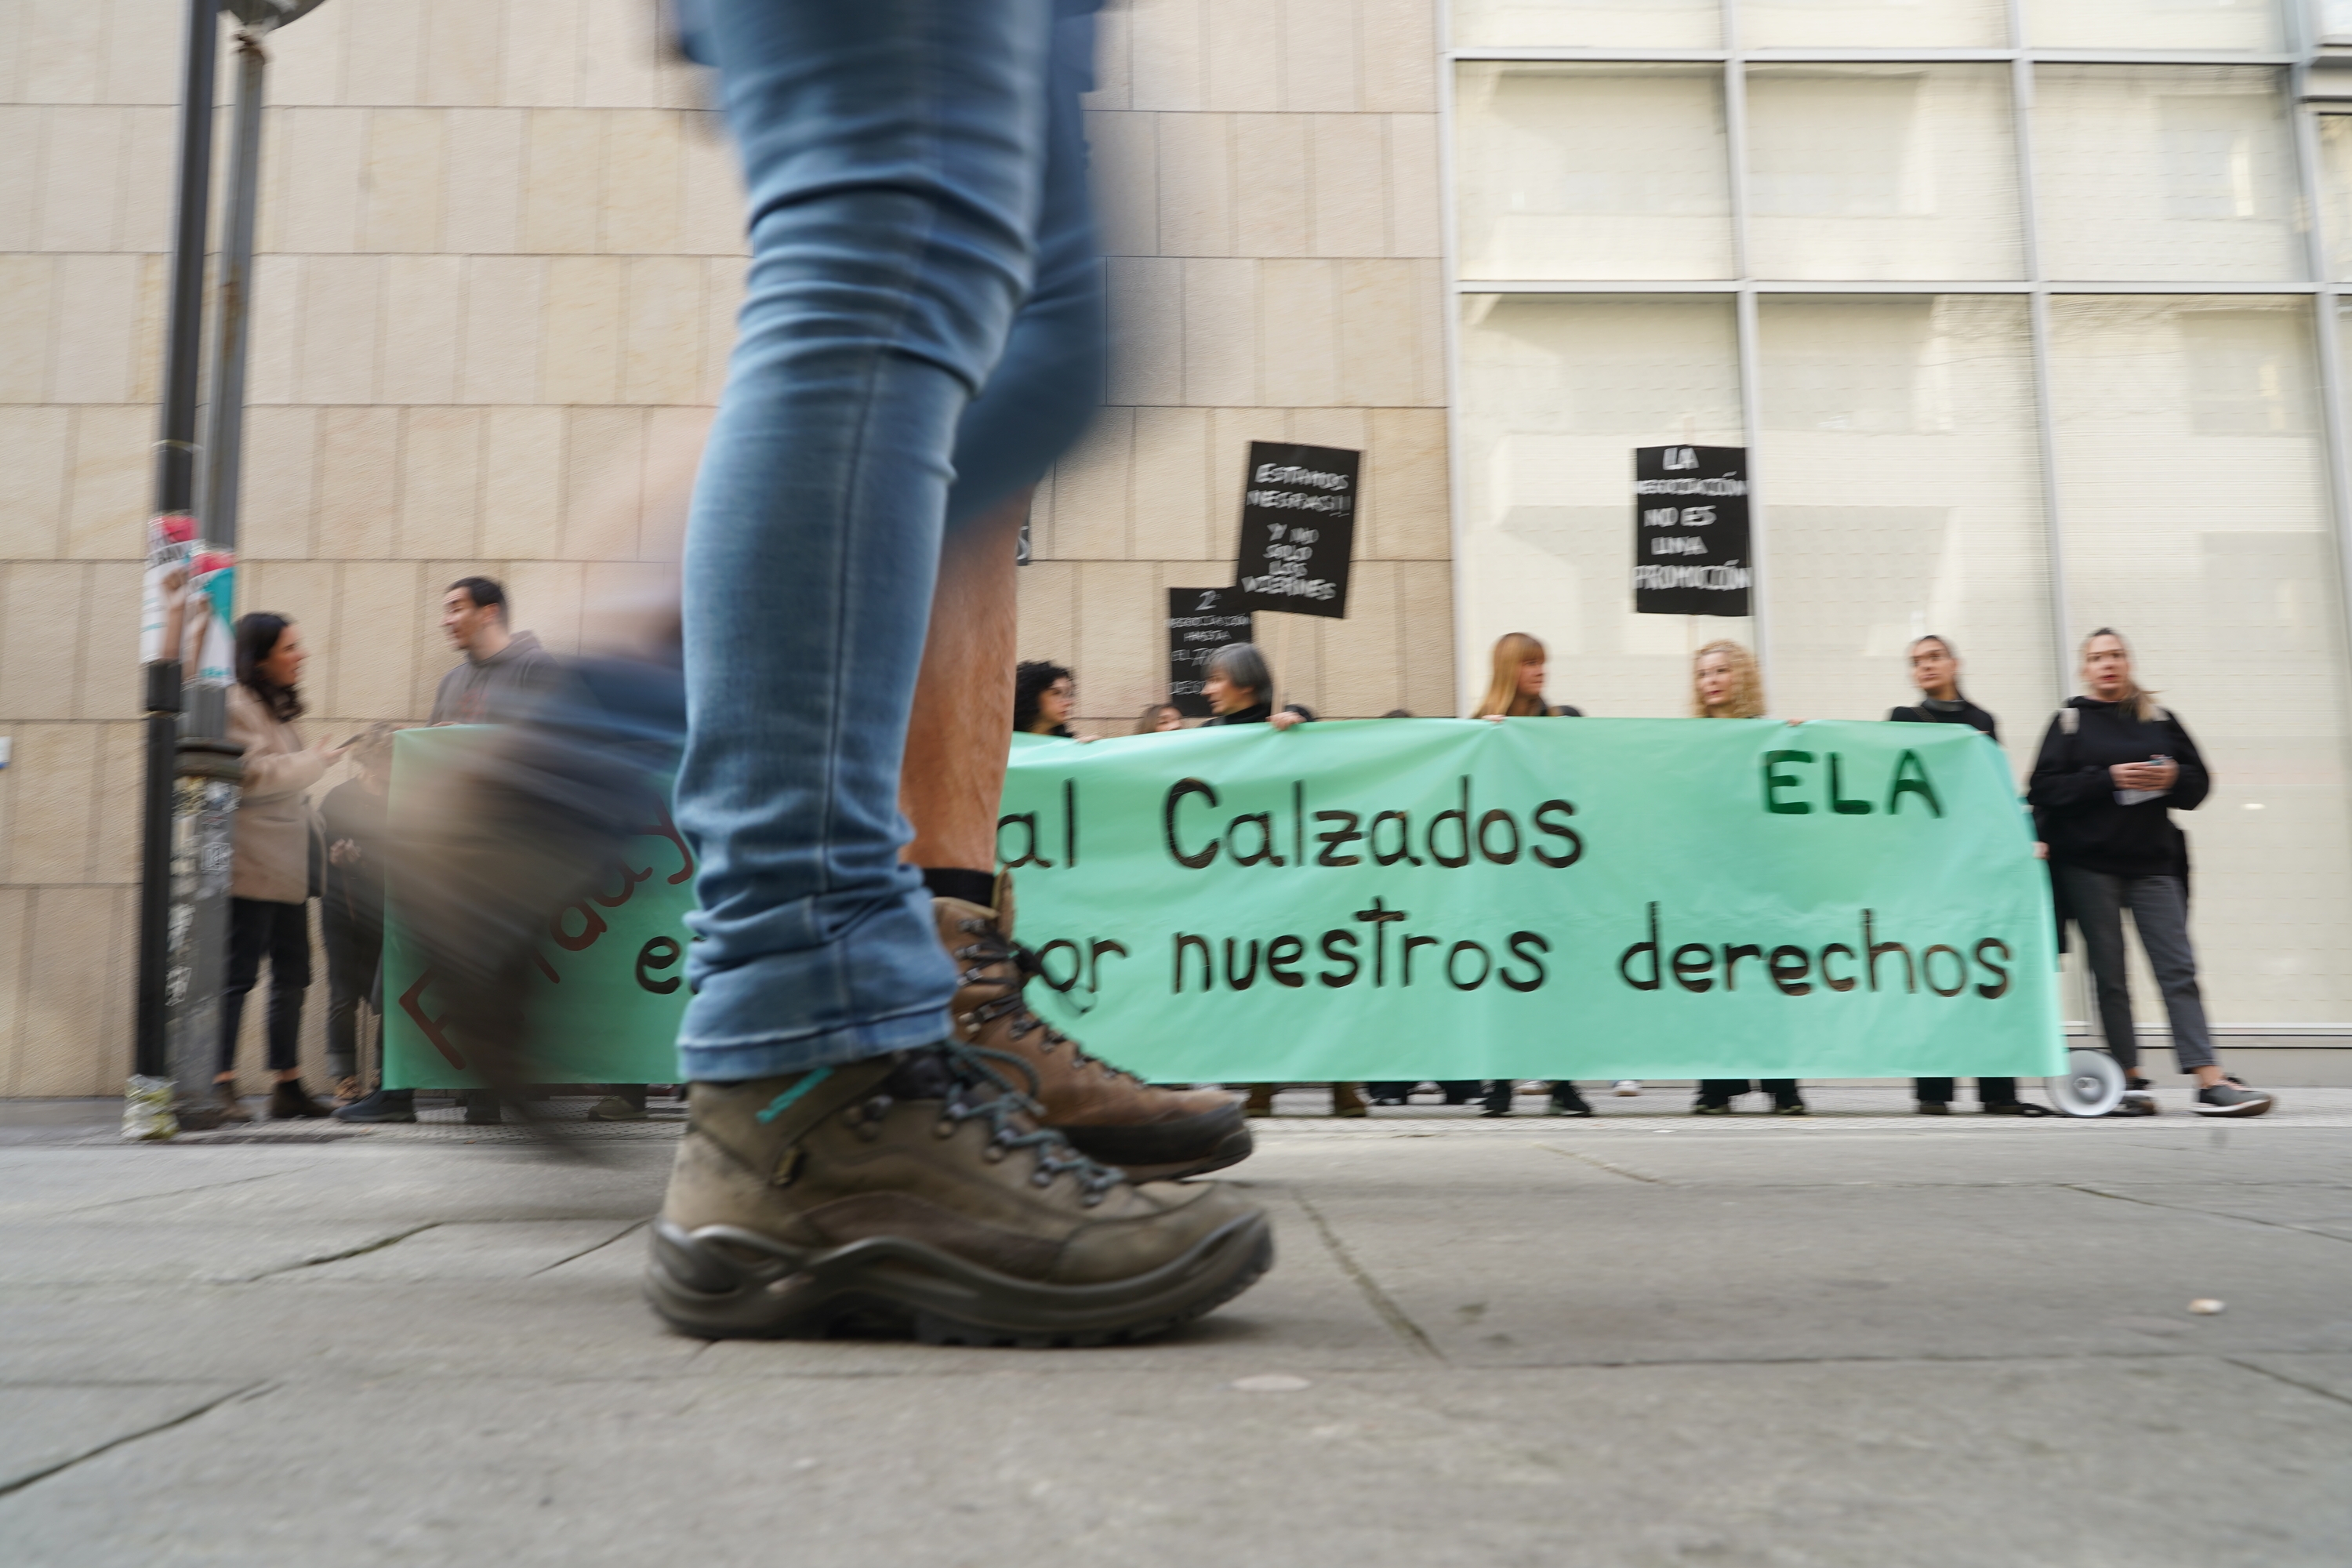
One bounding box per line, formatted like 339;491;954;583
1889;635;2035;1116
2027;629;2272;1117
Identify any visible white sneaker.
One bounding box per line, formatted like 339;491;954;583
1611;1080;1642;1097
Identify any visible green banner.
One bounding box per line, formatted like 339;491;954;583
383;719;2063;1087
1003;719;2063;1082
382;727;693;1089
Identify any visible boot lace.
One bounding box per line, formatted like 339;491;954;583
950;920;1143;1083
938;1040;1123;1205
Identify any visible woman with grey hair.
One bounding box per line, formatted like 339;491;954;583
1200;642;1315;730
1197;644;1345;1114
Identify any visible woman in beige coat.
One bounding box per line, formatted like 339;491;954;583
213;613;346;1122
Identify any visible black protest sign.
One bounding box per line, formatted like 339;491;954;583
1167;589;1253;717
1233;441;1358;619
1632;445;1752;618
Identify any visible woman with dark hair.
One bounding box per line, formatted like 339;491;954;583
1888;636;2039;1116
1013;660;1085;738
2030;629;2273;1117
215;613;346;1121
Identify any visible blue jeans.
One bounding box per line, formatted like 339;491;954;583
669;0;1102;1080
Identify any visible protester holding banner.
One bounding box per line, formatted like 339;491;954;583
1197;644;1353;1116
216;615;346;1123
1886;636;2038;1116
1014;660;1086;739
1472;631;1585;720
1466;633;1592;1116
1134;703;1184;735
1200;643;1315;731
1687;640;1808;1116
2030;630;2274;1118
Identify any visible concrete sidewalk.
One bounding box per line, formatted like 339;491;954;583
2;1089;2348;1566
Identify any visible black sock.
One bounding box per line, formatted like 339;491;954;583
920;867;996;907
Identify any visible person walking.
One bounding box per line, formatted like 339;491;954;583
321;725;394;1105
215;614;345;1123
1887;635;2043;1116
1472;633;1591;1116
1688;640;1807;1117
2029;630;2274;1118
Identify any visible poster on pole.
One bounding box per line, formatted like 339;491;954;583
1232;441;1357;619
1167;589;1253;718
1633;445;1751;617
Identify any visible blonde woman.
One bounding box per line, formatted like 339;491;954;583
1687;640;1806;1116
1471;633;1594;1115
2029;629;2271;1117
1472;632;1584;720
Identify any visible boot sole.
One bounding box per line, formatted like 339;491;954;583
643;1209;1273;1348
1053;1107;1254;1181
1074;1123;1255;1184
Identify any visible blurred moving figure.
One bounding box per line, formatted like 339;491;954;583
2029;630;2274;1119
1687;641;1807;1117
321;724;395;1105
431;577;556;725
1134;702;1184;734
1471;633;1590;1116
405;0;1269;1345
217;614;347;1123
1888;636;2039;1117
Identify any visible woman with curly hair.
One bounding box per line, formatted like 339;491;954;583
1013;659;1084;739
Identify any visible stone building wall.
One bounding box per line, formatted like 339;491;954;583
0;0;1452;1096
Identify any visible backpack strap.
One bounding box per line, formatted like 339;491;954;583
2057;707;2078;735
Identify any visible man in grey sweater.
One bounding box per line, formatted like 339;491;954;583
430;576;557;725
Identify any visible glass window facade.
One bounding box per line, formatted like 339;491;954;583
1447;0;2352;1027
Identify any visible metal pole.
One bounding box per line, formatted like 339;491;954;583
128;0;220;1135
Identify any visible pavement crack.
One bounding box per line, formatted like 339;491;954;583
249;1222;442;1279
1537;1144;1667;1184
2062;1185;2352;1245
1290;1190;1445;1363
528;1219;648;1276
0;1381;274;1499
50;1167;308;1217
2222;1357;2352;1410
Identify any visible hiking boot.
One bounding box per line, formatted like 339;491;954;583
334;1087;417;1124
936;881;1250;1180
267;1080;331;1120
209;1080;252;1125
2194;1082;2275;1118
644;1044;1274;1345
1330;1083;1368;1119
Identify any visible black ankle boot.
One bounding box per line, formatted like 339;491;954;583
268;1080;331;1120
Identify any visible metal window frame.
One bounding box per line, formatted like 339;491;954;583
1437;0;2352;1027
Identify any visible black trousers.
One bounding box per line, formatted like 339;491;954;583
323;898;382;1082
1697;1079;1801;1107
1915;1077;2018;1105
221;897;312;1073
